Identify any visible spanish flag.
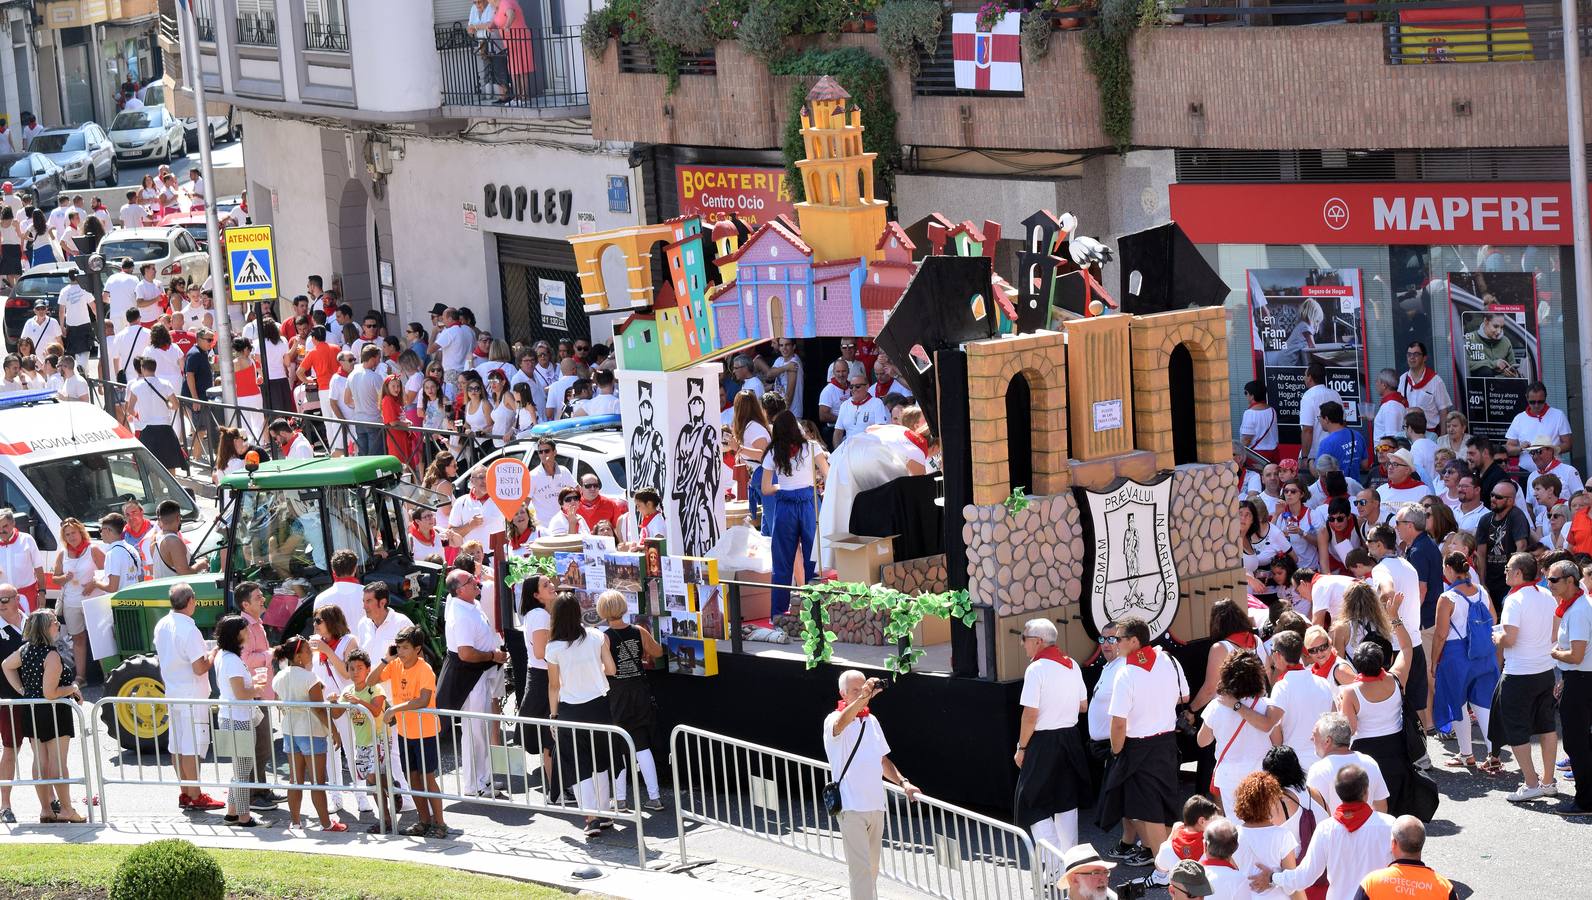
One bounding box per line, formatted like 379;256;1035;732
1397;4;1533;63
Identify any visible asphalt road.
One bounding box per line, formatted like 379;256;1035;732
51;138;245;202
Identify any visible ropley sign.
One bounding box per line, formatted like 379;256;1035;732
1075;474;1179;642
482;183;574;227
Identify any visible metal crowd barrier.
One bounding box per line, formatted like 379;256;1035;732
0;698;98;824
94;696;392;832
670;724;1042;900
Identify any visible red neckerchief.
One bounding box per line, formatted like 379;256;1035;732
1404;367;1436;390
0;530;18;548
639;511;661;535
408;524;435;546
1284;663;1306;672
1033;645;1074;669
1225;631;1257;650
1334;801;1374;833
1556;592;1584;620
1540;459;1560;475
1330;517;1358;540
1387;477;1424;490
333;576;359;584
1200;855;1238;870
1170;825;1204;861
904;429;929;456
124;518;152;541
837;699;868;719
1355;670;1385;684
1526;405;1549;421
871;378;893;398
65;540;90;559
1381;390;1408;407
1125;646;1157;671
829;378;846;392
1311;653;1340;680
850;393;869;407
508;529;534;549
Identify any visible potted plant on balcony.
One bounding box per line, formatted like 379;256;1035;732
976;0;1014;31
876;0;943;73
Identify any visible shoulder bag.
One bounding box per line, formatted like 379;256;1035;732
823;719;866;816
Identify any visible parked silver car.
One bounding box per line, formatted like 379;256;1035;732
108;107;186;165
27;123;118;188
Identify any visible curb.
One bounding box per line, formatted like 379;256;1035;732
1;823;752;899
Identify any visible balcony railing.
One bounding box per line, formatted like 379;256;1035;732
235;13;277;47
1380;0;1591;63
434;23;588;109
305;20;349;52
194;16;216;42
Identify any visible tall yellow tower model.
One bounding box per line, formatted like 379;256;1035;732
794;76;889;264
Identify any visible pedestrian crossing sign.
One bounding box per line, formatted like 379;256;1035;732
224;225;278;302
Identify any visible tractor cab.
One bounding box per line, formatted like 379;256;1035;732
98;455;449;753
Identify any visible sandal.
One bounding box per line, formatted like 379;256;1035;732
322;821;348;833
1478;755;1504;776
37;814;62;824
1445;754;1474;768
400;822;430;837
366;820;393;835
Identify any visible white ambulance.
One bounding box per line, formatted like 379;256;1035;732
0;390;210;557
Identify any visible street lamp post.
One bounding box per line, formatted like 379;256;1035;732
1566;0;1592;462
71;252;113;416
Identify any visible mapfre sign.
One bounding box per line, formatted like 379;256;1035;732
1170;182;1575;246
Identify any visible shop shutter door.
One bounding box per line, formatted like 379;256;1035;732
433;0;476;27
496;235;587;349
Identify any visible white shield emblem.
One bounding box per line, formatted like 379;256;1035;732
1079;475;1180;641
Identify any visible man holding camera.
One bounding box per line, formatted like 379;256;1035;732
823;669;920;900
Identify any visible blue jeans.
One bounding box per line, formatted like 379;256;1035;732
355;424;383;457
290;735;328;755
769;487;817;619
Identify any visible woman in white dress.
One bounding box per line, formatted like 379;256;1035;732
1198;649;1283;813
51;517;104;682
1230;771;1304;899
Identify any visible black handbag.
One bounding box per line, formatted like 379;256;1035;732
823;719;866;816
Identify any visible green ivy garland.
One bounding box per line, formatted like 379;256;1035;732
1003;486;1030;516
768;47;900;203
1083;0;1137;154
503;554;556;588
796;581;975;674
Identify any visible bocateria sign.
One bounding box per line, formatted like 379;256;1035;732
1169;182;1575;246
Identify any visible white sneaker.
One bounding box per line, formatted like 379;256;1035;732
1507;784;1549;803
1541;781;1560;797
1148;870;1171;887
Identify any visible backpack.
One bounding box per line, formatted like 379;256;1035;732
1460;591;1494;661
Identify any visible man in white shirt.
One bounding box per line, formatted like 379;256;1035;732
1375;449;1427;512
1298;569;1358;627
583;369;620;416
1372;369;1407;442
1297;361;1342;462
1505;382;1572;472
443;569;507;797
450;468;507;553
823;670;920;900
1104;617;1187;855
134;264;164;324
186;170;206;205
1524;438;1579;515
730;355;764;399
20;114;43;148
118;190;146;231
1307;713;1390;811
1494;552;1559;802
56;279;94;369
1189;820;1247;900
544;357;579;421
268;417;316;459
1014;619;1090;864
834;378;890;445
345;345;385;457
817;359;849;429
836;339;866;382
48;354;89;401
1399;341;1453;429
20;299;61;353
315;550;367;630
1366;525;1427;721
1256;764;1394;900
1404;410;1439;489
0;509;45;614
1085;621;1148;864
1453;473;1487;534
1267;631;1337;770
102;258;140;330
428;308;472;380
0;181;23;215
152;583;225;811
769;338;804;418
45;196;70;239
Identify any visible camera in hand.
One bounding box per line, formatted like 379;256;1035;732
1115;875;1150;900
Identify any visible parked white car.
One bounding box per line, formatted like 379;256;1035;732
108;107;186;164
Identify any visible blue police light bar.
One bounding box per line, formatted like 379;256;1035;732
0;390;60;410
528;414;621;438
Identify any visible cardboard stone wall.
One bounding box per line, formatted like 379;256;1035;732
618;363;726;558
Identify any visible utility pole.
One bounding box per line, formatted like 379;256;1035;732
1566;0;1592;467
72;253;113;416
177;6;236;408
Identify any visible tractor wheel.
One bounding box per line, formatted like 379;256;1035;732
99;655;167;757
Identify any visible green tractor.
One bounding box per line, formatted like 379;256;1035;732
98;455;450;754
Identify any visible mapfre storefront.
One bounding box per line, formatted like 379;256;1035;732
1172;181;1582;458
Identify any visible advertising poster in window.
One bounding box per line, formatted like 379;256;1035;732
1245;268;1368;448
538;277;567;331
1447;272;1539;444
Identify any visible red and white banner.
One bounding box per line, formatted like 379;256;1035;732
951;13;1022;93
1169;182;1576;246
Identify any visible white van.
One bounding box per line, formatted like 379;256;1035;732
0;390;210;556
